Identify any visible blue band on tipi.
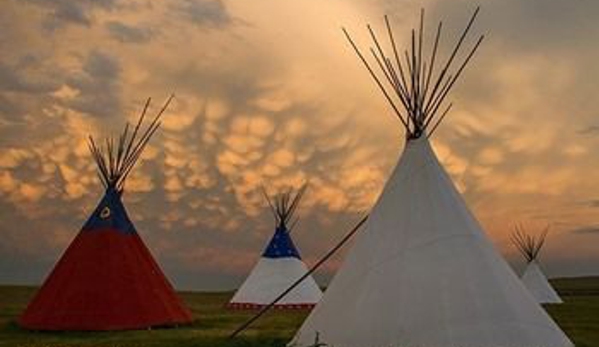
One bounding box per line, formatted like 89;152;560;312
262;227;301;259
81;188;137;234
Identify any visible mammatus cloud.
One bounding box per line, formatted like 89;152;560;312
0;60;59;94
570;226;599;234
578;125;599;136
23;0;117;29
174;0;235;28
0;0;598;290
65;50;122;118
105;21;154;43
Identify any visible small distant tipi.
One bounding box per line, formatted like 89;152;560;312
292;8;573;347
512;224;563;304
19;97;193;331
228;185;322;309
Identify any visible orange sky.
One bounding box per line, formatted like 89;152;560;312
0;0;598;290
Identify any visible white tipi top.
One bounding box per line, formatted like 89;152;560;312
521;261;563;304
291;137;572;347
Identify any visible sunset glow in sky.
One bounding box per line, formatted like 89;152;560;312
0;0;598;290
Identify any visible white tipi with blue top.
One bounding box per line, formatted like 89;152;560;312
229;186;322;309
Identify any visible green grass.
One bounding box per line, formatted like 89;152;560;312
0;277;598;347
546;277;599;347
0;287;304;347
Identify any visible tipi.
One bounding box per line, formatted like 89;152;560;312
19;97;193;331
512;224;563;304
228;185;322;309
292;8;573;347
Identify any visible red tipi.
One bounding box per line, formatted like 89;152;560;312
19;97;193;331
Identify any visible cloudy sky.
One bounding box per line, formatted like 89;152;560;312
0;0;598;291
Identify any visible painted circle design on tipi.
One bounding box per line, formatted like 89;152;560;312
100;206;111;219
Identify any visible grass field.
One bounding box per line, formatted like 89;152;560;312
1;277;598;347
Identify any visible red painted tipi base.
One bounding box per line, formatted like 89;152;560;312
19;188;193;331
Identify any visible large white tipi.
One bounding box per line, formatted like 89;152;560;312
229;186;322;309
512;225;563;304
291;8;573;347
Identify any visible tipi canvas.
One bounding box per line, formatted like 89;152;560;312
512;225;563;304
292;8;573;347
19;97;193;331
229;186;322;309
